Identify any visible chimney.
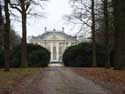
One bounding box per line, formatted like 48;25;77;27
53;28;56;32
44;27;47;32
62;27;64;32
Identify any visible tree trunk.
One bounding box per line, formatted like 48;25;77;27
113;0;125;70
91;0;96;67
0;4;3;25
4;0;10;71
0;4;4;49
21;1;28;67
104;0;111;68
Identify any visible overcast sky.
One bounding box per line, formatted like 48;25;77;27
11;0;82;37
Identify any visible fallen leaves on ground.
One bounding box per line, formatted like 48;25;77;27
72;68;125;86
72;68;125;94
0;68;41;92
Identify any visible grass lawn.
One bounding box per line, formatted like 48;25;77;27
0;68;41;90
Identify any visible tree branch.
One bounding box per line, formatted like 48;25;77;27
9;3;22;13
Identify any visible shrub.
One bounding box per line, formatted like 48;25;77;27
63;42;113;67
63;43;92;67
0;48;4;68
11;44;50;67
11;45;21;67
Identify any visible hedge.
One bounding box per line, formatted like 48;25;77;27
10;44;50;67
63;43;113;67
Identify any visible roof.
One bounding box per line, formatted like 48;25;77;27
31;31;77;41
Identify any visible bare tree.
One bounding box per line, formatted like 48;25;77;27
0;3;4;48
0;3;3;25
0;2;21;49
103;0;111;68
4;0;11;71
91;0;96;67
113;0;125;70
64;0;91;31
10;0;47;67
10;29;21;49
65;0;97;67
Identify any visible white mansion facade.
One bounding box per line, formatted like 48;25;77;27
30;27;79;62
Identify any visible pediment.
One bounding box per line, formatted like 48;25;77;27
46;34;65;40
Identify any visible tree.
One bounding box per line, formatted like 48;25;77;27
91;0;96;67
10;0;47;67
0;2;4;49
10;0;30;67
0;4;21;48
113;0;125;69
0;3;3;25
64;0;91;31
65;0;97;66
0;2;21;50
4;0;11;71
10;29;21;49
103;0;111;68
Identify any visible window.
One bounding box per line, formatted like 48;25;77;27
71;43;74;45
59;56;62;62
53;47;56;60
66;42;68;45
59;47;62;55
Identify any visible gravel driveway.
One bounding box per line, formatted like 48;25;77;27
12;67;111;94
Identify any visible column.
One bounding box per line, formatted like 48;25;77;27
62;41;66;54
56;42;59;62
50;41;53;62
